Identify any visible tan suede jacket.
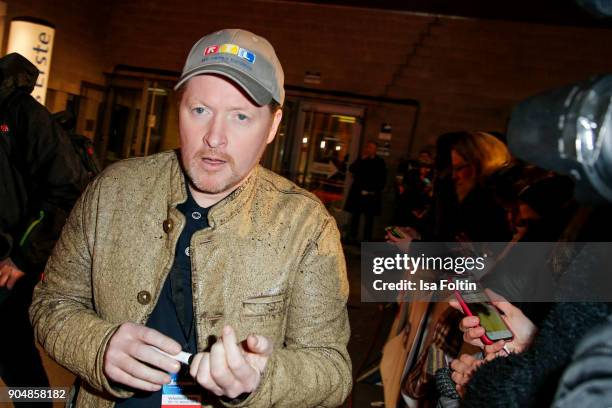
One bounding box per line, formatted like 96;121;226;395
30;151;352;407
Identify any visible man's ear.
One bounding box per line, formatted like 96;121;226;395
266;108;283;145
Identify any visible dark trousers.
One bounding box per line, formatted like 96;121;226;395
349;212;375;242
0;275;52;408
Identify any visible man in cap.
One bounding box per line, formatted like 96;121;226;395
31;29;352;407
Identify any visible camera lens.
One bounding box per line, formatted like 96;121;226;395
508;74;612;202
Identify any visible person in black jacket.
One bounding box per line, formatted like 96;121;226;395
344;140;387;242
387;131;513;244
449;205;612;407
448;132;513;242
0;53;88;402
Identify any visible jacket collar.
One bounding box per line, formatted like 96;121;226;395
169;150;258;227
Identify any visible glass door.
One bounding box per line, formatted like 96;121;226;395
97;73;176;166
291;102;364;210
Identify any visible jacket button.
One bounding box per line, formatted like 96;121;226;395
162;219;174;233
137;290;152;305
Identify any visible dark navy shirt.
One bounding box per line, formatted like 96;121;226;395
116;186;209;407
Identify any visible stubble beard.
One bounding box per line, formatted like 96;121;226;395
183;146;265;195
184;151;241;195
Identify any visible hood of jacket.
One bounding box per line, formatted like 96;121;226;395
0;52;38;104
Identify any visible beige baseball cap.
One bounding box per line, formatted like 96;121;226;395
175;29;284;106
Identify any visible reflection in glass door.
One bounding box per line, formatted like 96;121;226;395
140;82;169;157
98;72;176;167
101;87;140;165
292;102;363;211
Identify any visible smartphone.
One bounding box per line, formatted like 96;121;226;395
454;284;513;345
385;226;406;239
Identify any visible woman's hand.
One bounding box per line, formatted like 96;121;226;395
449;289;537;354
484;292;537;355
385;227;421;253
450;354;483;397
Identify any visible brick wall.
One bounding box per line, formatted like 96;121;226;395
5;0;612;165
97;1;612;155
388;17;612;150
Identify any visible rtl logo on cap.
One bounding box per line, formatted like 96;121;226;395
203;44;256;64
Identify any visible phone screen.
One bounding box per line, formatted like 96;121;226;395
386;226;405;239
469;302;511;339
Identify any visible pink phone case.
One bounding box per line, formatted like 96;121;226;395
454;290;494;345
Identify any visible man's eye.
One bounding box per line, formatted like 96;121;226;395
236;113;248;121
192;107;207;115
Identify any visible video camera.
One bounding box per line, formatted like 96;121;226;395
508;74;612;203
507;0;612;204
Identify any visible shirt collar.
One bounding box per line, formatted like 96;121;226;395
169;150;258;227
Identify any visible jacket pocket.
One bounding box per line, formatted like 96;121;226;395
240;294;287;346
241;293;286;317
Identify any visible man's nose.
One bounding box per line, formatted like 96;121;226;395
203;115;227;148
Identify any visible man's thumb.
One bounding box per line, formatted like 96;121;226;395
247;334;273;356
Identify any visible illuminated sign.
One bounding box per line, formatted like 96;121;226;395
7;18;55;105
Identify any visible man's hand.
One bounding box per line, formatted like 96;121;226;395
189;325;273;399
0;258;25;289
104;322;182;392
